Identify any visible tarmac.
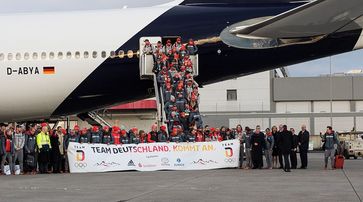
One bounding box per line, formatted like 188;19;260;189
0;153;362;202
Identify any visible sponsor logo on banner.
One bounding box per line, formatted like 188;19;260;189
74;150;87;168
223;143;237;164
174;158;185;167
191;159;218;165
128;160;135;167
224;147;233;158
76;150;85;161
161;157;170;166
94;161;120;167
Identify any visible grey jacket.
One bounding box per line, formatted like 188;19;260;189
265;135;275;150
24;134;37;153
242;132;252;149
13;132;26;151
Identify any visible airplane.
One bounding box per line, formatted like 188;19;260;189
0;0;363;122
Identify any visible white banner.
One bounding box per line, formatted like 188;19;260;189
67;140;240;173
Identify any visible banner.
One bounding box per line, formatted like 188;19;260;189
67;140;240;173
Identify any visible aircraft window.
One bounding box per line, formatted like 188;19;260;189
84;51;89;58
118;50;125;58
32;52;38;60
49;52;55;59
127;50;133;58
7;53;13;60
16;53;21;60
110;51;116;58
24;52;30;60
92;51;97;58
41;52;47;60
58;52;63;59
66;51;72;59
0;53;4;61
75;51;80;59
101;51;107;58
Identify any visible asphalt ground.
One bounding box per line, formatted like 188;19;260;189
0;153;362;202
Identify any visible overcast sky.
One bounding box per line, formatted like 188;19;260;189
1;0;362;77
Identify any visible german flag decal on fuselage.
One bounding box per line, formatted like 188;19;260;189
43;66;55;75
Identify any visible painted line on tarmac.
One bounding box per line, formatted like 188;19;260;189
342;169;362;202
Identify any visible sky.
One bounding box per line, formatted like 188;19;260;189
1;0;362;77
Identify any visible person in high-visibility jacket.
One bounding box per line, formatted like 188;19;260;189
36;123;51;174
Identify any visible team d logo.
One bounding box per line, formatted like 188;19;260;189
76;150;85;161
224;147;233;157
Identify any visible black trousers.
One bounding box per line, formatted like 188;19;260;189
278;151;284;168
300;148;308;168
38;151;49;174
290;150;297;169
252;150;263;169
283;154;291;171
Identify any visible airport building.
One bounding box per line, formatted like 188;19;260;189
198;69;363;147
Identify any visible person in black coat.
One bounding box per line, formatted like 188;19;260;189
279;125;293;172
250;125;266;169
290;128;299;169
298;125;310;169
276;125;284;169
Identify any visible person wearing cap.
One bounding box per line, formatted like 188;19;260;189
155;41;165;54
90;126;102;144
129;128;140;144
321;126;340;170
111;126;121;145
79;128;90;144
24;126;37;174
169;128;183;143
36;124;51;174
165;39;173;53
101;126;112;145
172;37;183;52
1;129;14;175
186;39;198;55
13;125;26;174
142;39;154;55
64;125;80;173
158;126;168;142
120;130;130;144
250;125;266;169
50;126;63;173
242;127;253;169
147;124;158;143
195;129;204;142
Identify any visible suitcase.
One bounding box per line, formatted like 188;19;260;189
334;155;344;169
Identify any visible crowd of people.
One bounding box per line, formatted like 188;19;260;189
143;37;202;134
3;121;343;175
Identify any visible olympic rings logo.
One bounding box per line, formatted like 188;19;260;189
224;158;236;163
74;162;88;168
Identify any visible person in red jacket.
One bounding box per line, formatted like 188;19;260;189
111;126;121;145
195;129;205;142
147;124;158;143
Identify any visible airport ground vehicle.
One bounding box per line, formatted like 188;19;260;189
338;131;363;159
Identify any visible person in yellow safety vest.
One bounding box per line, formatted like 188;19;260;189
36;123;51;174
